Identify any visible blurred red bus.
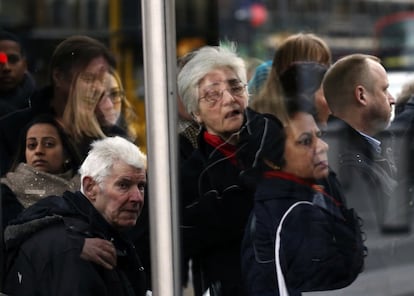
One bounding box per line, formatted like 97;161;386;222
374;11;414;71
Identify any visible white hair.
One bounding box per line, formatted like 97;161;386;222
177;44;247;115
79;136;146;191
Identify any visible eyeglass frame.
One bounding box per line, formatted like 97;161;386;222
198;81;247;107
102;89;125;104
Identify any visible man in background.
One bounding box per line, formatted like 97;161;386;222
0;30;36;117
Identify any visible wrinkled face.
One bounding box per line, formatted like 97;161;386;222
364;60;395;132
25;123;65;174
96;72;122;126
194;67;248;142
283;112;329;180
0;40;27;92
90;161;146;229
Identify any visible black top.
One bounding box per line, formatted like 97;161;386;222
3;191;146;296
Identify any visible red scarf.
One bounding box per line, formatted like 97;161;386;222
203;131;238;165
264;170;342;207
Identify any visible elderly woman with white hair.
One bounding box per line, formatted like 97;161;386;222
178;44;282;296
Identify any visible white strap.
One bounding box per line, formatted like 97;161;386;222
275;201;313;296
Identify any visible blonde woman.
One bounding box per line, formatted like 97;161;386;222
95;67;137;141
62;66;130;159
61;64;107;157
250;32;332;123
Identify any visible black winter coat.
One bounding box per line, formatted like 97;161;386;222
241;171;365;296
0;72;36;117
2;191;146;296
180;129;253;296
323;115;405;232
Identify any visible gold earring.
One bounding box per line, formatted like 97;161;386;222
264;159;281;171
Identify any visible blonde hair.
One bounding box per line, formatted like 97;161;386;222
108;68;138;141
62;70;106;144
250;33;331;123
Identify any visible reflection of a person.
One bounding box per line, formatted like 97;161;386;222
62;66;131;159
279;61;330;127
241;98;365;296
96;70;123;126
0;35;116;173
95;68;137;141
250;32;332;122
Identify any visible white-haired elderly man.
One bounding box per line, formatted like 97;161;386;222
3;136;147;296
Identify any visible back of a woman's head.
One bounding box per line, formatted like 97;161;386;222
252;33;331;120
49;35;116;84
273;33;332;75
279;61;328;99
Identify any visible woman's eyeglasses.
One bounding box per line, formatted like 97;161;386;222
103;90;125;104
198;82;247;107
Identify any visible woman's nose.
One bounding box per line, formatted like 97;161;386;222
221;89;236;104
316;137;329;153
34;144;45;154
102;95;115;107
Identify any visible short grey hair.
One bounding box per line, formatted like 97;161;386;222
177;44;247;115
79;136;146;191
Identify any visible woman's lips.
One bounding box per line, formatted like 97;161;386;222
225;109;242;118
315;160;328;168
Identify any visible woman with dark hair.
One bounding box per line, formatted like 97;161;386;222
1;114;81;227
240;98;365;296
1;114;119;278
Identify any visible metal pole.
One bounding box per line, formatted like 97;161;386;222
141;0;180;295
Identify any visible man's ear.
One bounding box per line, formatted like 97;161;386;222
82;176;98;201
355;85;367;106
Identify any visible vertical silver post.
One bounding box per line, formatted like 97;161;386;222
141;0;180;295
